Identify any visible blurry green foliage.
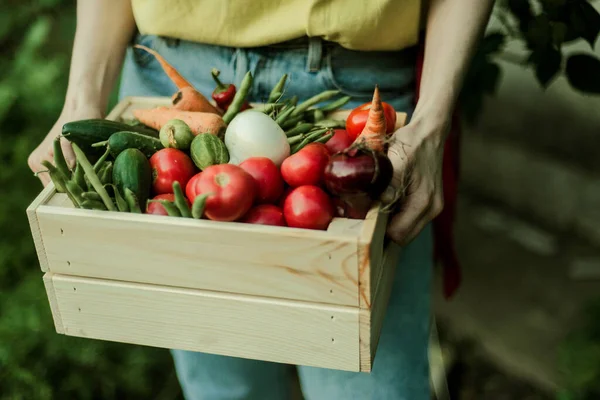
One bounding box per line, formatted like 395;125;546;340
0;1;181;398
461;0;600;124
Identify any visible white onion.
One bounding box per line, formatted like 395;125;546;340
224;110;290;166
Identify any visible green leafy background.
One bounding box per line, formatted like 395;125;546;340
1;0;598;398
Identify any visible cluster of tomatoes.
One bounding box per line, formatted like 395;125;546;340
146;100;397;230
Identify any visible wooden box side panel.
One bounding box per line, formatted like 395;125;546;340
37;206;360;306
26;184;57;272
358;242;402;372
50;274;361;371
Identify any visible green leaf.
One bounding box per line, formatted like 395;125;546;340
569;1;600;48
507;0;534;32
565;54;600;94
480;32;506;55
526;14;553;50
529;46;562;88
552;22;568;46
541;0;567;19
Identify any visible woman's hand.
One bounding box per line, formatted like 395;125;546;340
28;107;102;186
386;116;449;246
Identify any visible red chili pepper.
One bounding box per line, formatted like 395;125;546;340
211;69;237;110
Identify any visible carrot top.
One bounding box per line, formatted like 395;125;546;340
134;44;192;90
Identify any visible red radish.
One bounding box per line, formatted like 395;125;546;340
239;157;284;204
281;143;329;187
191;164;256;221
149;148;197;195
146;193;190;215
283;185;334;230
324;129;353;154
242;204;286;226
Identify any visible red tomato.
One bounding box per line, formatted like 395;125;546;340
185;172;202;201
324;129;354;154
239;157;284;204
345;102;397;141
190;164;256;221
146;193;191;216
283;185;334;230
281;143;329;188
242;204;286;226
149;148;197;195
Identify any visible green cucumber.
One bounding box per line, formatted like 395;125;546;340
107;131;164;158
190;133;229;170
112;148;152;206
62;119;159;157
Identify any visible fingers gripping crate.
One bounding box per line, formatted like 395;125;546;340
27;96;407;372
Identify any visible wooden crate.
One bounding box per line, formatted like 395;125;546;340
27;97;407;372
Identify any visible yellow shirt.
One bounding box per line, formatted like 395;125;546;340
131;0;422;51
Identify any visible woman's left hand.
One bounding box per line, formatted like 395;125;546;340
385;117;449;246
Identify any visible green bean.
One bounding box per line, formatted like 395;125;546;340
71;143;117;212
261;103;286;114
291;90;340;116
65;180;85;207
287;134;304;146
281;114;304;130
173;182;192;218
291;128;331;154
73;161;86;191
124;188;142;214
53;137;71;181
268;74;288;103
315;119;346;129
81;199;108;211
93;146;111;173
223;71;253;124
99;162;113;185
314;109;325;122
285;123;313;137
111;185;129;212
149;200;181;217
289;95;298;106
40;160;67;194
315;132;334;144
192;194;210;219
317;96;352;112
81;192;102;202
275;106;296;125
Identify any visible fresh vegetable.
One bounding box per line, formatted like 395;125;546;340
102;130;164;158
283;185;334;230
188;164;256;222
93;146;111;173
242;204;286;226
239;157;284;204
133;107;226;136
62;119;158;157
134;44;219;114
147;193;177;215
81;199;107;211
185;172;202;203
38;160;66;194
285;123;313;137
124;188;142;213
111;185;129;212
172;181;192;218
112;148;152;206
222;71;253;124
292;90;340;116
346;91;397;141
159;119;194;150
81;191;102;202
224;110;290;166
317;95;352;112
65;180;84;206
149;148;197;195
211;68;251;112
150;199;182;217
190;133;229;170
281;143;329;187
290;128;331;154
191;193;209;219
72;161;87;190
98;161;113;185
53;136;71;180
268;74;287;103
352;86;388;152
71;143;117;211
324;129;353;154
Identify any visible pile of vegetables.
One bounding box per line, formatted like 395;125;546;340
43;47;402;231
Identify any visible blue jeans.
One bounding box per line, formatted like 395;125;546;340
119;34;432;400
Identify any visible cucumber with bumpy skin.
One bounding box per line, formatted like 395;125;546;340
107;131;164;158
112;148;152;207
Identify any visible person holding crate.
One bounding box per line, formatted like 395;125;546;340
28;0;495;399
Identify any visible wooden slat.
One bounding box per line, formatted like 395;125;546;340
37;205;361;306
26;184;56;272
358;242;401;371
43;273;65;333
50;274;360;371
358;207;389;309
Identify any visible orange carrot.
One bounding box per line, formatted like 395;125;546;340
134;44;192;89
171;86;221;114
133;107;226;136
353;85;387;152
